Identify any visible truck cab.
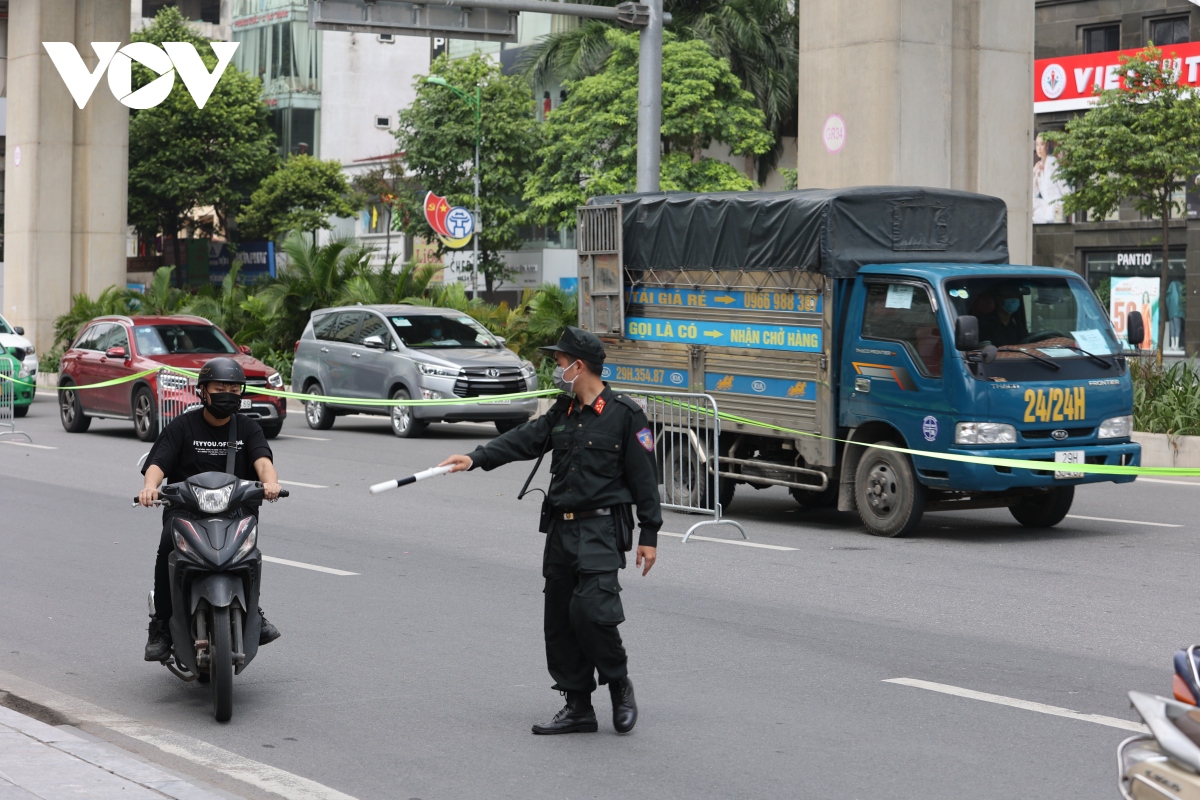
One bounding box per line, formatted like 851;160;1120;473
838;264;1138;535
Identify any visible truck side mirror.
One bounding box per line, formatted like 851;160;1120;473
1126;310;1145;350
13;326;23;336
955;315;980;351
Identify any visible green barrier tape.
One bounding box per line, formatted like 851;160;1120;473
639;393;1200;478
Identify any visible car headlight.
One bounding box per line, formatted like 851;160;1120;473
417;363;460;378
1099;414;1133;439
421;389;444;400
267;372;283;389
193;484;234;514
234;522;258;562
18;355;36;379
519;360;536;380
955;422;1017;444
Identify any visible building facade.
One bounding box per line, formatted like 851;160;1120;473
1034;0;1200;356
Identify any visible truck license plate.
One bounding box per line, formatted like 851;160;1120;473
480;399;510;405
1054;450;1084;479
240;399;252;410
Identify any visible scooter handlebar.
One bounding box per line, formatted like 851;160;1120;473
131;487;288;506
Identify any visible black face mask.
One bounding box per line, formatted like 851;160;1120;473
205;392;241;420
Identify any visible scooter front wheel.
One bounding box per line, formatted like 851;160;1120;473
210;606;234;722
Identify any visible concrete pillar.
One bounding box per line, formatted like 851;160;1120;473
3;0;129;353
796;0;1034;265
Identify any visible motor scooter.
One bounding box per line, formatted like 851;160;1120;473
135;472;287;722
1118;647;1200;798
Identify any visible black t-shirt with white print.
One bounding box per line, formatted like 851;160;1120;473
142;409;273;505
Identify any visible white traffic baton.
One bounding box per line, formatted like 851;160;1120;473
369;465;456;494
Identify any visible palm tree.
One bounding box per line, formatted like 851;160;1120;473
334;256;441;307
519;0;797;181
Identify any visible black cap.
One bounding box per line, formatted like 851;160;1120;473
197;357;247;386
540;326;606;363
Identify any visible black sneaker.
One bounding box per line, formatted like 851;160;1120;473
259;609;281;645
144;619;171;662
532;692;598;735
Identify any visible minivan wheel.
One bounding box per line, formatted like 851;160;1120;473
133;387;158;442
59;382;91;433
305;383;335;430
390;387;426;439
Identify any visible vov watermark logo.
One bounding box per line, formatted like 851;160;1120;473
42;41;239;110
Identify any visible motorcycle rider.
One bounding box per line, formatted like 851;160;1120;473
138;357;283;661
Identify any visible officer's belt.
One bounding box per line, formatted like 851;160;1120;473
556;507;612;521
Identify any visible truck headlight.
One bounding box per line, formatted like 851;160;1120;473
417;363;460;378
1099;415;1132;439
955;422;1017;444
267;372;283;388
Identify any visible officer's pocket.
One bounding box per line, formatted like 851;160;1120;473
578;573;625;625
584;433;622;477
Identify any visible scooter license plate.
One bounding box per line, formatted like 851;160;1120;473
1054;450;1085;479
240;399;252;410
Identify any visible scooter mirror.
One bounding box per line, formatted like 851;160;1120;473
955;315;980;351
1127;310;1145;350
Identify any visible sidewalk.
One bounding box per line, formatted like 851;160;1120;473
0;703;239;800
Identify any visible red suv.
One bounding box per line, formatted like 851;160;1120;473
57;315;287;441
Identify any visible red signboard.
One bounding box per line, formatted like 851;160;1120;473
1035;41;1200;113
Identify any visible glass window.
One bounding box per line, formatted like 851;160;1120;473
1083;24;1120;54
329;312;364;344
357;314;388;345
104;325;130;353
136;325;237;355
388;314;499;349
861;283;943;377
1085;251;1186;354
1151;16;1190;47
76;323;111;351
944;276;1118;356
312;313;339;341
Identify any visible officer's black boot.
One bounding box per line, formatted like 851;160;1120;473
609;677;637;733
531;692;598;735
258;609;281;645
144;617;171;662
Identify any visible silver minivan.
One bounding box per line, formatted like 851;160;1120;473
291;305;539;437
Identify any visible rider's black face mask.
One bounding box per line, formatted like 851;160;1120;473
205;392;241;419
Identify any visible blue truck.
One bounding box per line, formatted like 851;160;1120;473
574;187;1141;536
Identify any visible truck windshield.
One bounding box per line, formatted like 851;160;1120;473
135;325;237;355
389;314;498;348
944;277;1119;359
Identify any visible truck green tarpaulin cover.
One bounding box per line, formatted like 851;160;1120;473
587;186;1009;278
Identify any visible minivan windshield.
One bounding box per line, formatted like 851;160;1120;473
389;314;498;348
135;324;237;355
944;277;1119;357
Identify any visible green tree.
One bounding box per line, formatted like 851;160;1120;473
393;53;541;293
526;30;772;228
239;155;362;242
127;7;277;264
519;0;796;180
1047;43;1200;363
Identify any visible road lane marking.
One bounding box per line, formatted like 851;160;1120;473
263;555;358;576
278;480;328;489
884;678;1148;733
659;531;797;551
1138;478;1200;487
0;668;361;800
1066;514;1181;528
276;433;330;441
0;441;56;450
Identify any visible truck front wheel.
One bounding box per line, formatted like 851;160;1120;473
1009;486;1074;528
854;441;926;537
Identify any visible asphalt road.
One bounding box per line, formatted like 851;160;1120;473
0;392;1194;799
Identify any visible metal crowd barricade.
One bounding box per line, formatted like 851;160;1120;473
622;390;746;543
0;358;32;444
157;368;202;429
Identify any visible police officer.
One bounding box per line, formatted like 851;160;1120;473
439;327;662;735
138;357;283;661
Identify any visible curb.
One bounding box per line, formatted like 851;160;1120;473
1133;431;1200;469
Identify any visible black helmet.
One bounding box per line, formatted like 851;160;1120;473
197;357;246;387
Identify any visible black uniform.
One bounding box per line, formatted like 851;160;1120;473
142;409;272;622
468;386;662;693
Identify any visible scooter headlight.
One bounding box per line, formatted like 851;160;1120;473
234;523;258;562
193;484;234;514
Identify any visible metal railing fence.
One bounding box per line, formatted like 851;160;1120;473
0;359;32;444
